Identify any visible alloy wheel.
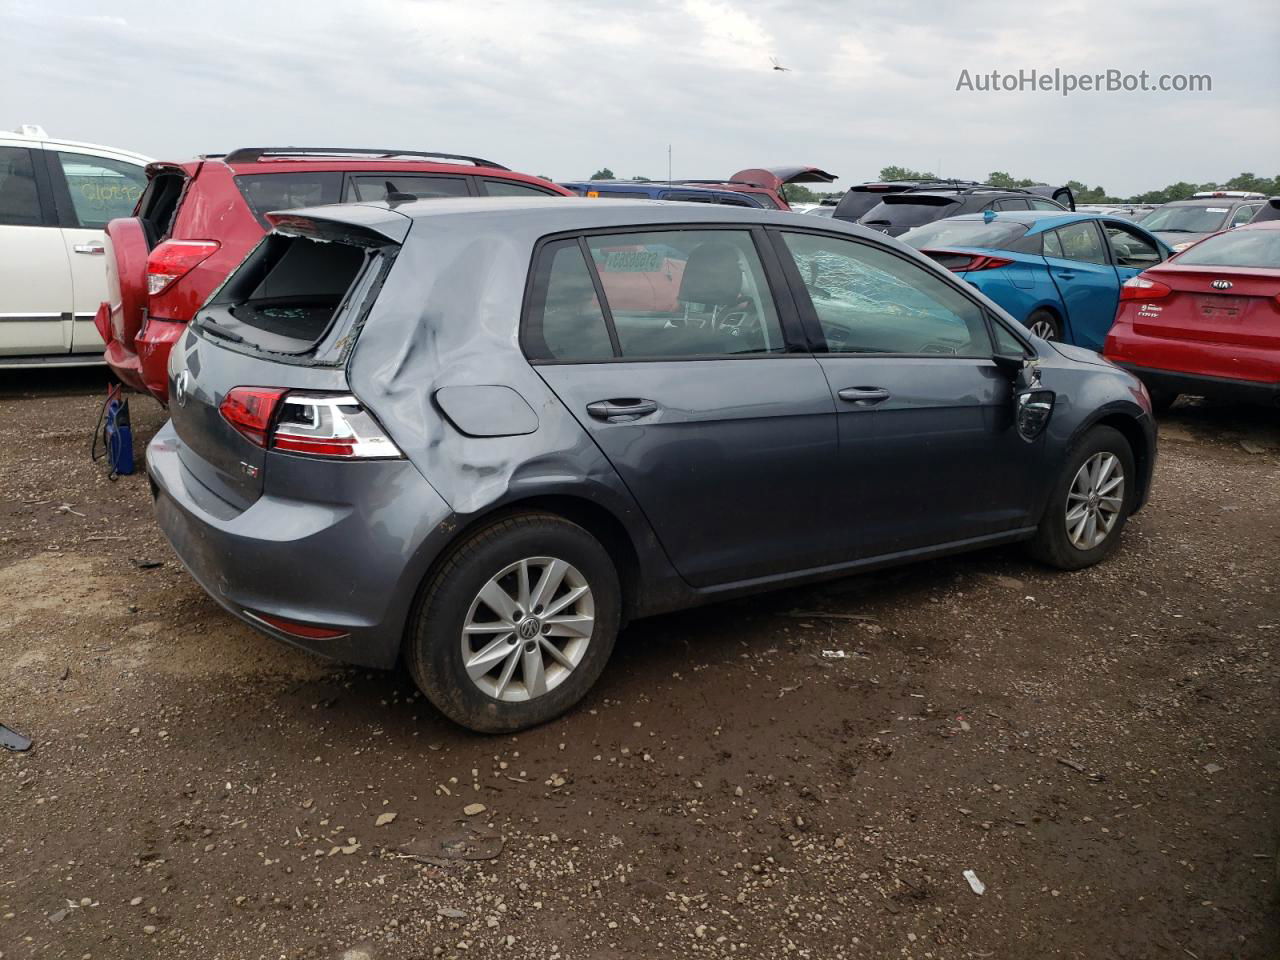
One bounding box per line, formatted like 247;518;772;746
460;557;595;702
1065;452;1124;550
1028;317;1058;340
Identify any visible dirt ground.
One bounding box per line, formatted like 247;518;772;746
1;368;1277;960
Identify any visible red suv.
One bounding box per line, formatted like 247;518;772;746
98;147;571;403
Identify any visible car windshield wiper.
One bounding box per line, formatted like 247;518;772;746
195;315;245;344
1154;227;1198;233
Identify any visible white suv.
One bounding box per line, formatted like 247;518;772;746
0;125;150;368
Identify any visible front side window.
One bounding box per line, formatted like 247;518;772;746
1230;205;1259;227
1053;221;1108;264
781;231;992;357
235;173;343;225
525;230;786;361
55;152;146;228
0;146;42;226
1104;223;1162;268
348;175;470;202
53;152;146;228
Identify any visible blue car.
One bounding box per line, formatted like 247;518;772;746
559;180;764;207
901;212;1172;349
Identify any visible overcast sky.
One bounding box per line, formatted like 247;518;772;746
3;0;1277;196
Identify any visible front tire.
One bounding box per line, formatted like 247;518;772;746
406;512;621;733
1028;426;1136;570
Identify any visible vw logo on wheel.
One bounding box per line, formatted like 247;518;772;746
1211;279;1233;290
174;371;191;407
517;618;541;640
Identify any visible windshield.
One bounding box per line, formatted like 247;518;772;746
1142;203;1231;233
1173;229;1280;268
901;219;1030;250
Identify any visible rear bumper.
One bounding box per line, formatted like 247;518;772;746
147;420;454;668
103;314;185;403
1115;364;1280;405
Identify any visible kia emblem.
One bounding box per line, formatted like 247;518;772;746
175;370;190;407
1211;279;1233;290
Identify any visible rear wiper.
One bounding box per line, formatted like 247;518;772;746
863;219;891;226
195;316;244;344
1155;228;1196;233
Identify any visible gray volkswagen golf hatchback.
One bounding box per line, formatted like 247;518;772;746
148;198;1156;732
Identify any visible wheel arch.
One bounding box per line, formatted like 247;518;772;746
404;493;653;656
1070;404;1155;513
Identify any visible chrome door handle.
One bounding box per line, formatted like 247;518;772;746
74;242;106;255
586;399;659;422
837;387;890;406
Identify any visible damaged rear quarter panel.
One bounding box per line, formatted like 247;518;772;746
345;211;680;611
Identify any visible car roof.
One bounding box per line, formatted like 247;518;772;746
925;210;1143;233
1162;197;1256;206
277;195;863;239
561;180;743;194
0;127;151;164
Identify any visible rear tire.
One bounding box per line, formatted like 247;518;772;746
1028;426;1136;571
1026;309;1062;341
406;512;621;733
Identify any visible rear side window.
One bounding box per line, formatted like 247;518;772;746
54;152;147;228
235;173;342;225
525;230;786;361
479;178;559;198
781;231;992;357
522;240;615;362
137;171;187;244
0;146;42;226
349;175;470;201
206;234;372;354
1053;221;1108;264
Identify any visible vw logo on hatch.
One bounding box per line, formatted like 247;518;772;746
175;371;190;407
1211;279;1233;290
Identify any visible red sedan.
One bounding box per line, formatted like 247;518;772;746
1104;221;1280;411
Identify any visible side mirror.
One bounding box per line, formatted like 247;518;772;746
992;352;1029;378
1016;390;1055;440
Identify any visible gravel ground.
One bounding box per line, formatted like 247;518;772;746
1;369;1277;960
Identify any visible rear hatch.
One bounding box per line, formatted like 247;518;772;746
167;205;408;509
858;194;963;236
1135;265;1280;358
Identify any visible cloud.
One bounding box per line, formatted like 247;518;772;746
1;0;1276;196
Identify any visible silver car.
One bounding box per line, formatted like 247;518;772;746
149;198;1156;732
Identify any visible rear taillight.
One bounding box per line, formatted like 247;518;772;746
926;250;1014;273
218;387;402;459
146;240;220;296
1119;276;1172;301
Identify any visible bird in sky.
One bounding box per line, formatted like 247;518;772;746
770;56;791;72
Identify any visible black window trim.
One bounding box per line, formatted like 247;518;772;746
519;221;810;365
764;224;1002;361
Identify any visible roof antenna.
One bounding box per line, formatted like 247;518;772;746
384;181;417;204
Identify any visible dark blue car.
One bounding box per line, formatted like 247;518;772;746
901;212;1172;349
559;180;764;207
